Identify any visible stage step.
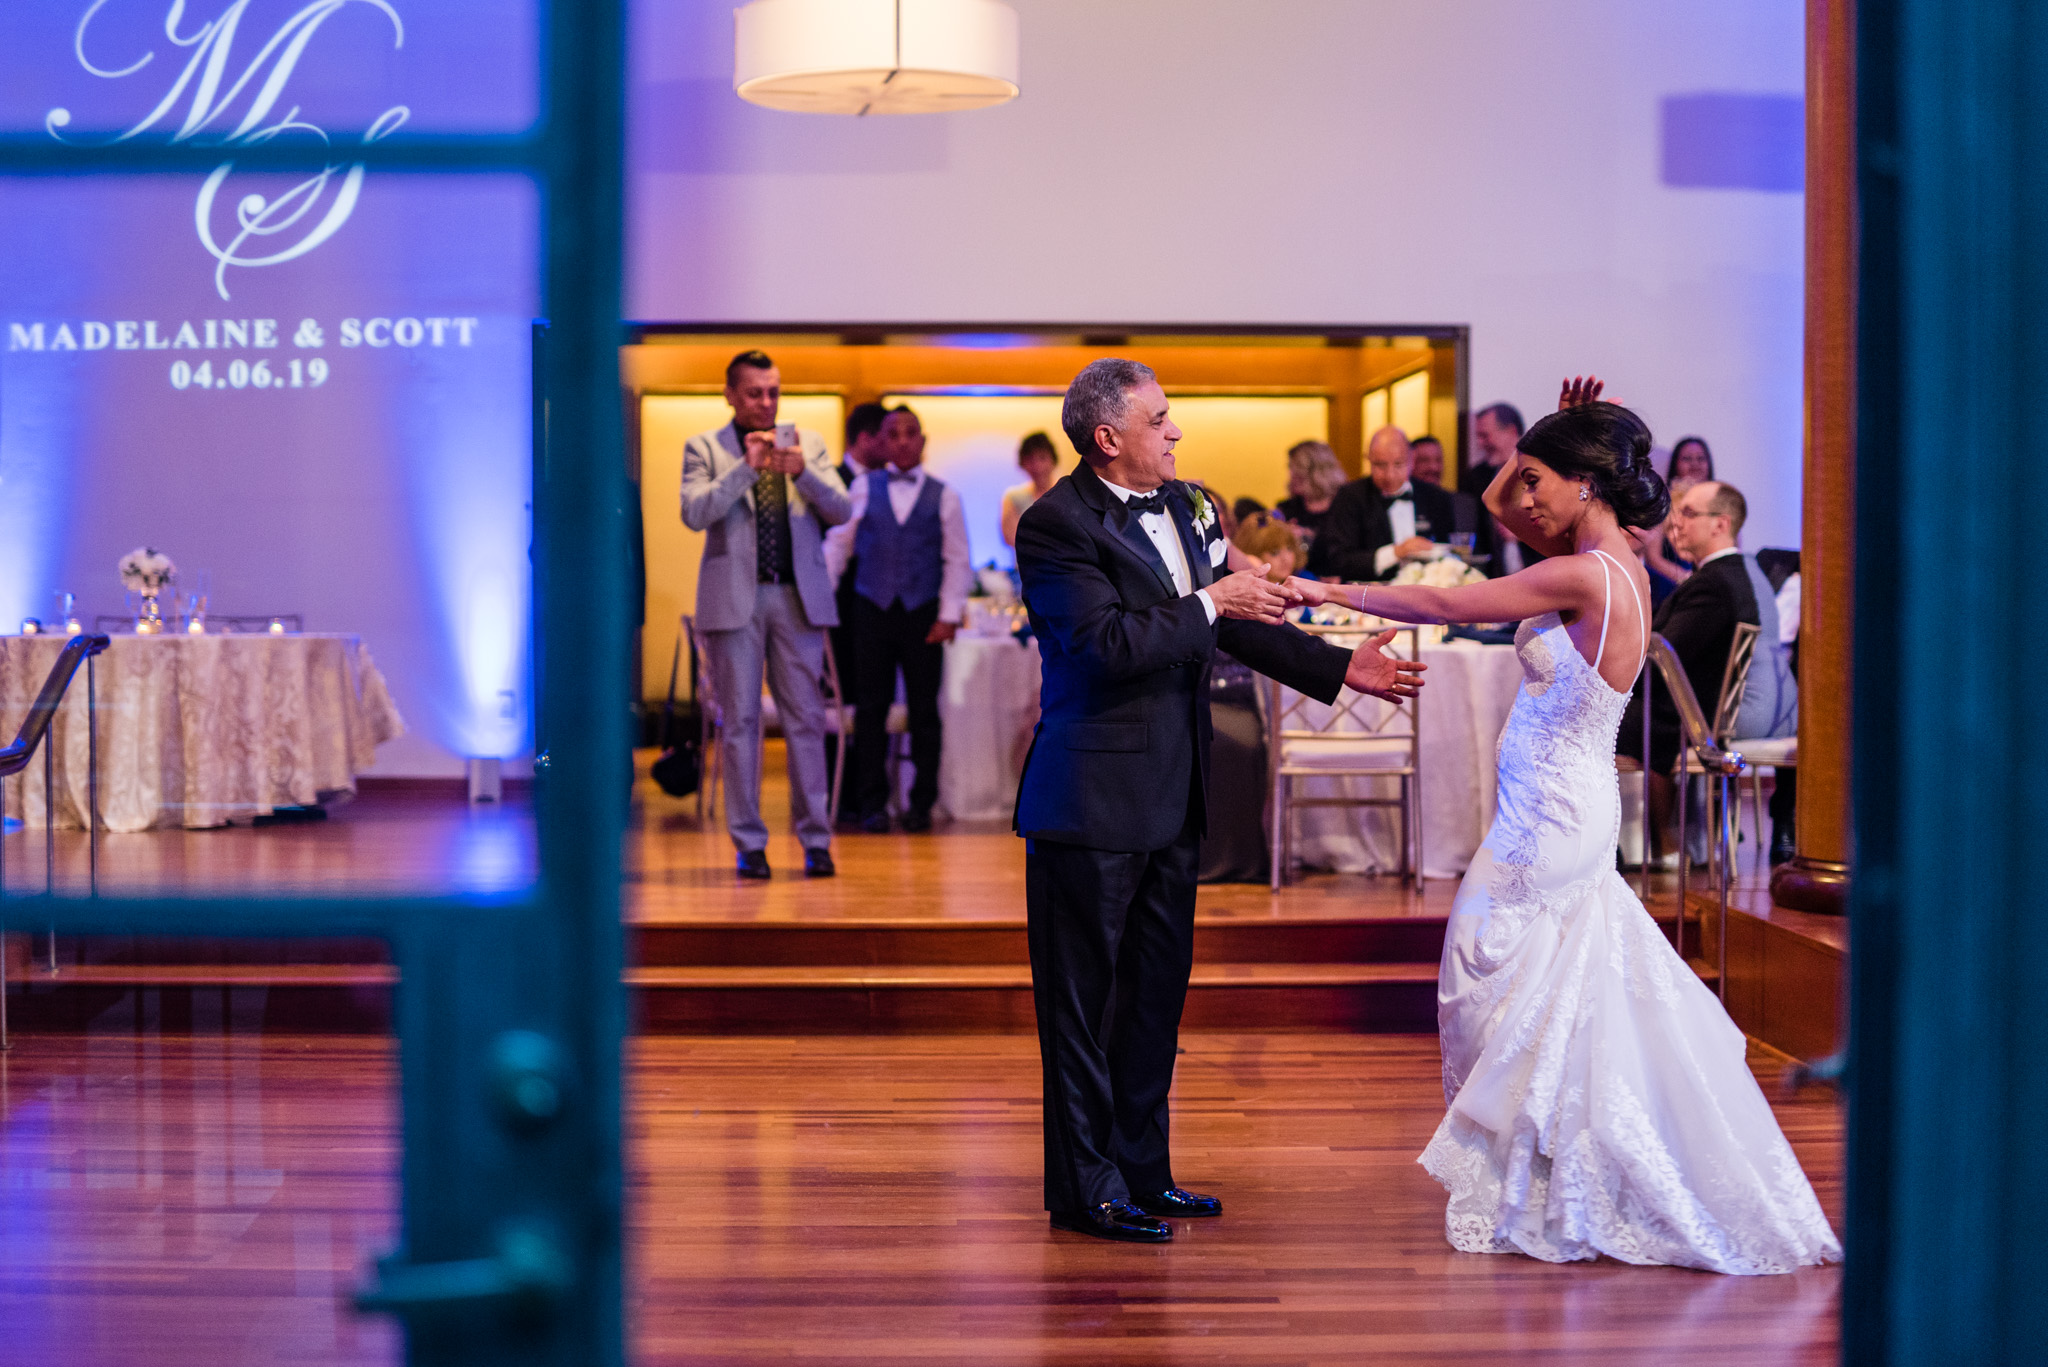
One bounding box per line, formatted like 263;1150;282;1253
629;915;1450;967
628;961;1440;1034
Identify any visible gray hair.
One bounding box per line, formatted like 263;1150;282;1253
1286;440;1346;502
1062;358;1157;463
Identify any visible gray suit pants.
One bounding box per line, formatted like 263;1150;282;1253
699;584;834;853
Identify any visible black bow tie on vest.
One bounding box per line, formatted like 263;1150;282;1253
1385;488;1413;502
1122;490;1168;516
888;470;919;483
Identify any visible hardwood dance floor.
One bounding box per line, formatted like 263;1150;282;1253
0;753;1841;1362
0;1024;1842;1366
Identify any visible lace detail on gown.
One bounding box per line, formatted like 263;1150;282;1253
1417;562;1840;1276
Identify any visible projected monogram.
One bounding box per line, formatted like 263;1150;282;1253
47;0;410;300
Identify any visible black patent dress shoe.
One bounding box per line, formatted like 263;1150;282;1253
860;811;892;834
1130;1187;1222;1218
736;849;771;880
899;808;933;833
1049;1199;1172;1243
1770;823;1796;866
803;847;836;878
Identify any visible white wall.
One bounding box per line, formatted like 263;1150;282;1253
626;0;1806;549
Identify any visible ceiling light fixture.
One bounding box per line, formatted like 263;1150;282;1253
734;0;1019;116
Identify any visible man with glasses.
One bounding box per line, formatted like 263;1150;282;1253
1618;479;1795;862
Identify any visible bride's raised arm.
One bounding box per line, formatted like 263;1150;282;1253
1288;554;1596;627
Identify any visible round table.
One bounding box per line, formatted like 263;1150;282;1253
935;632;1041;822
0;633;405;832
1285;637;1526;880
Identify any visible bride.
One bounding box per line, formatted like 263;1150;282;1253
1287;380;1840;1274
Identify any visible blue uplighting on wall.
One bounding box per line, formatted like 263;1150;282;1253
1660;93;1804;192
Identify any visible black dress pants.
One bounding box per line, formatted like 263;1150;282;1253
848;595;943;819
1025;806;1200;1211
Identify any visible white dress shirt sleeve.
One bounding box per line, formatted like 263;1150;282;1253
824;474;867;587
938;484;973;625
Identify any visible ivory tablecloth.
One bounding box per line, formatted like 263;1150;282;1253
935;633;1042;822
1286;638;1526;880
0;634;405;832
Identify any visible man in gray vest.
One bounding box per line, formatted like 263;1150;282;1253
680;350;851;879
826;405;972;832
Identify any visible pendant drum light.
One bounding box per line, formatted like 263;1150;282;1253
734;0;1020;115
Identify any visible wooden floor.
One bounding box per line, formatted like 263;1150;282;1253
0;1026;1841;1366
0;752;1844;1362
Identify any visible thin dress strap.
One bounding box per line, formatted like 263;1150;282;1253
1587;548;1648;678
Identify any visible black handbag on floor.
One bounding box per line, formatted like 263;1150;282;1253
650;629;702;798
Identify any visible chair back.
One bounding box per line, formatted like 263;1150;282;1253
681;614;719;724
1710;622;1761;745
1267;623;1420;753
1645;633;1744;776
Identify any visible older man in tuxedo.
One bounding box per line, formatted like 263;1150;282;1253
1013;359;1425;1244
1315;426;1461;582
680;350;850;880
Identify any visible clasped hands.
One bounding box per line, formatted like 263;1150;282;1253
1208;568;1425;705
743;429;807;475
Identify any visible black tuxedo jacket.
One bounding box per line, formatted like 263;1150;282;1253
1313;477;1461;582
1013;463;1350;853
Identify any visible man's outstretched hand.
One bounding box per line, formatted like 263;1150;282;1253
1345;628;1426;703
1208;568;1301;625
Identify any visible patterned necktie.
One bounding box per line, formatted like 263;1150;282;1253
755;465;792;584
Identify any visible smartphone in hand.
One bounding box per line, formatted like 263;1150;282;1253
774;421;799;450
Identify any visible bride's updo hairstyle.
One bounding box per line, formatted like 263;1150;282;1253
1515;402;1670;529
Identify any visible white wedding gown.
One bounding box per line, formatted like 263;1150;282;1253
1418;550;1841;1274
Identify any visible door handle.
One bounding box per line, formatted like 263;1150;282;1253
355;1219;572;1314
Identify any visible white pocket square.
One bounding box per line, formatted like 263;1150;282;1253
1208;537;1228;567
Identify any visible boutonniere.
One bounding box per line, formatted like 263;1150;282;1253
1181;483;1218;534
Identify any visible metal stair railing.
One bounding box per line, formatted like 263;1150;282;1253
1644;632;1747;1001
0;632;111;1049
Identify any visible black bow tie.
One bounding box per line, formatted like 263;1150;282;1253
1124;491;1167;516
1385;489;1413;503
888;470;919;483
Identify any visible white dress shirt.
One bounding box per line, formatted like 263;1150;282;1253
1371;482;1451;575
1100;477;1217;623
824;465;974;624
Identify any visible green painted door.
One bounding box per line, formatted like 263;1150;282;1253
0;5;631;1363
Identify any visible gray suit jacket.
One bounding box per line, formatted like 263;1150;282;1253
680;422;851;631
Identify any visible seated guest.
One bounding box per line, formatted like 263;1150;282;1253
680;350;850;880
1668;434;1715;484
1231;511;1306;581
1274;439;1346;554
1618;478;1796;859
1231;495;1268;525
1641;472;1699;606
825;405;972;834
1460;401;1545;576
1000;430;1061;547
1314;426;1458;581
1410;433;1447;486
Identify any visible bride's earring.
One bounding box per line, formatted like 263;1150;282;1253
1579;485;1590;502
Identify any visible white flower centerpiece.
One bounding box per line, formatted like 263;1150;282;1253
118;546;177;634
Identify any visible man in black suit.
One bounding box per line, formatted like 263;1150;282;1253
1619;479;1794;857
1013;359;1425;1244
1313;426;1461;581
826;402;893;795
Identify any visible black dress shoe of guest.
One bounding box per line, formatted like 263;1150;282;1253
1770;824;1796;866
1131;1187;1222;1218
803;847;836;878
860;811;892;834
1049;1199;1173;1243
736;849;771;880
899;807;933;833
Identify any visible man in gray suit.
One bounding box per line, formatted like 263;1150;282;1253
681;351;851;879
